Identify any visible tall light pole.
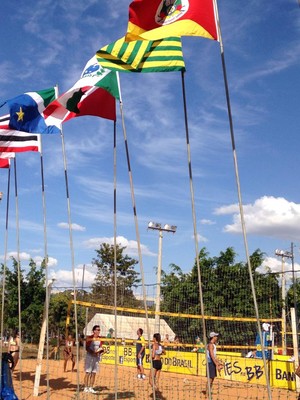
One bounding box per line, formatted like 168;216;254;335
275;248;289;355
290;243;298;331
148;222;177;333
275;247;297;354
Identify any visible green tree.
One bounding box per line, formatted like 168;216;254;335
160;247;281;347
91;243;141;308
48;291;71;338
2;257;46;342
22;258;46;341
286;277;300;345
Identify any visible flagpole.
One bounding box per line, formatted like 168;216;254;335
213;1;272;399
33;137;52;398
39;139;51;398
180;69;210;392
0;161;12;385
116;72;156;398
112;119;119;400
57;83;81;396
13;156;23;400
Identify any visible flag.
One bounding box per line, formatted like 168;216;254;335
126;0;218;42
96;36;185;72
44;56;120;126
0;152;14;168
0;158;9;168
0;88;60;134
0;128;41;153
0;157;10;168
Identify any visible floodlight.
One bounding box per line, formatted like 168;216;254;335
163;224;177;233
275;249;293;259
148;221;162;230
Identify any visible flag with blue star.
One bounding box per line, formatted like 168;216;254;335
1;87;61;134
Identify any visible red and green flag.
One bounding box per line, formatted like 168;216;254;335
44;56;120;125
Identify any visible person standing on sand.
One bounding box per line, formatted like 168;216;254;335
83;325;106;394
205;332;223;394
8;329;20;371
149;333;165;389
63;334;75;372
136;328;146;379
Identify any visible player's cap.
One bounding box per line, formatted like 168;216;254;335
209;332;219;338
109;328;114;332
262;323;270;331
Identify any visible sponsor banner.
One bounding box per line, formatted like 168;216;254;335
101;345;144;366
100;346;296;391
217;356;267;385
160;349;198;375
101;346;197;375
270;359;296;390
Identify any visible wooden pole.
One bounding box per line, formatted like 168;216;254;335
291;308;300;392
33;281;53;397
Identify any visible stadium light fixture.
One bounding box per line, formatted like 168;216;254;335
148;221;177;233
148;221;177;333
275;249;293;259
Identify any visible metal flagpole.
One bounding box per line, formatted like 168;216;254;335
13;156;23;400
213;1;272;399
40;137;51;395
57;90;81;396
113;119;118;400
180;70;210;397
116;72;156;399
0;159;12;386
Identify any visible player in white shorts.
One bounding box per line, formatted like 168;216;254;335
83;325;105;394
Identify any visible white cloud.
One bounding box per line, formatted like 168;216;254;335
0;61;14;84
34;256;58;267
193;233;208;243
259;256;300;288
0;252;57;269
215;196;300;240
83;236;156;257
233;42;300;91
200;219;216;225
50;266;96;289
30;248;42;254
58;222;86;231
6;252;31;261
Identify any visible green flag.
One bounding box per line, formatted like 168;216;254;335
96;36;185;73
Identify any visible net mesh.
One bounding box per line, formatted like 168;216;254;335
9;275;298;400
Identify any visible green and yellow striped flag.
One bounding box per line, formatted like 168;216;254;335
96;36;185;73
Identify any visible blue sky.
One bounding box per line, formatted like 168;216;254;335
0;0;299;293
